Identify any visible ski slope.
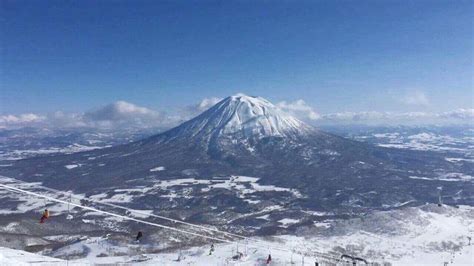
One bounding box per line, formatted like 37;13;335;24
0;247;64;265
0;178;473;265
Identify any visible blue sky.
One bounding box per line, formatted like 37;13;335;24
1;0;473;117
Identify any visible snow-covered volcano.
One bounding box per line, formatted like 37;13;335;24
169;94;312;140
0;94;470;217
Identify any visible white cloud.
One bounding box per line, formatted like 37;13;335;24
321;111;387;122
0;113;45;126
439;108;474;120
196;97;222;112
0;101;171;130
179;97;223;121
47;111;87;128
81;101;178;129
320;111;420;123
84;101;159;122
277;99;320;120
315;109;474;125
400;90;430;106
1;98;472;129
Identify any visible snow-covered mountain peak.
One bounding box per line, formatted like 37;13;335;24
170;94;313;140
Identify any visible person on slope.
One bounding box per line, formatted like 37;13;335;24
232;251;244;261
209;243;215;255
266;254;272;264
39;209;49;223
135;231;143;242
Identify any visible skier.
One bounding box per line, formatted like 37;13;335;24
39;209;49;223
232;251;244;261
135;231;143;242
266;254;272;264
209;243;215;255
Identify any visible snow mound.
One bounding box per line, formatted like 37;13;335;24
149;166;165;172
0;247;64;265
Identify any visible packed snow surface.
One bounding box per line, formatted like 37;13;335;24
0;247;64;265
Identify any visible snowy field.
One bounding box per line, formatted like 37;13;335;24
363;131;473;157
1;232;472;265
0;176;473;265
0;203;472;265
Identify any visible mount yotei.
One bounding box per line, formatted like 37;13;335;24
1;94;472;226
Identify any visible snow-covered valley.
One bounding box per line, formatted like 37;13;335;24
0;175;473;265
0;190;472;265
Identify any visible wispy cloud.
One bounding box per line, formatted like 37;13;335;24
315;109;474;124
178;97;223;121
321;111;387;122
196;97;222;112
0;113;45;126
439;108;474;120
188;97;222;114
277;99;320;120
0;101;172;129
84;101;159;122
400;90;430;106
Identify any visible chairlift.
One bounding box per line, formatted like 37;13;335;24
341;254;368;265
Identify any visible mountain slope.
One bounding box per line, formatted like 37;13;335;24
0;94;472;222
164;94;312;140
